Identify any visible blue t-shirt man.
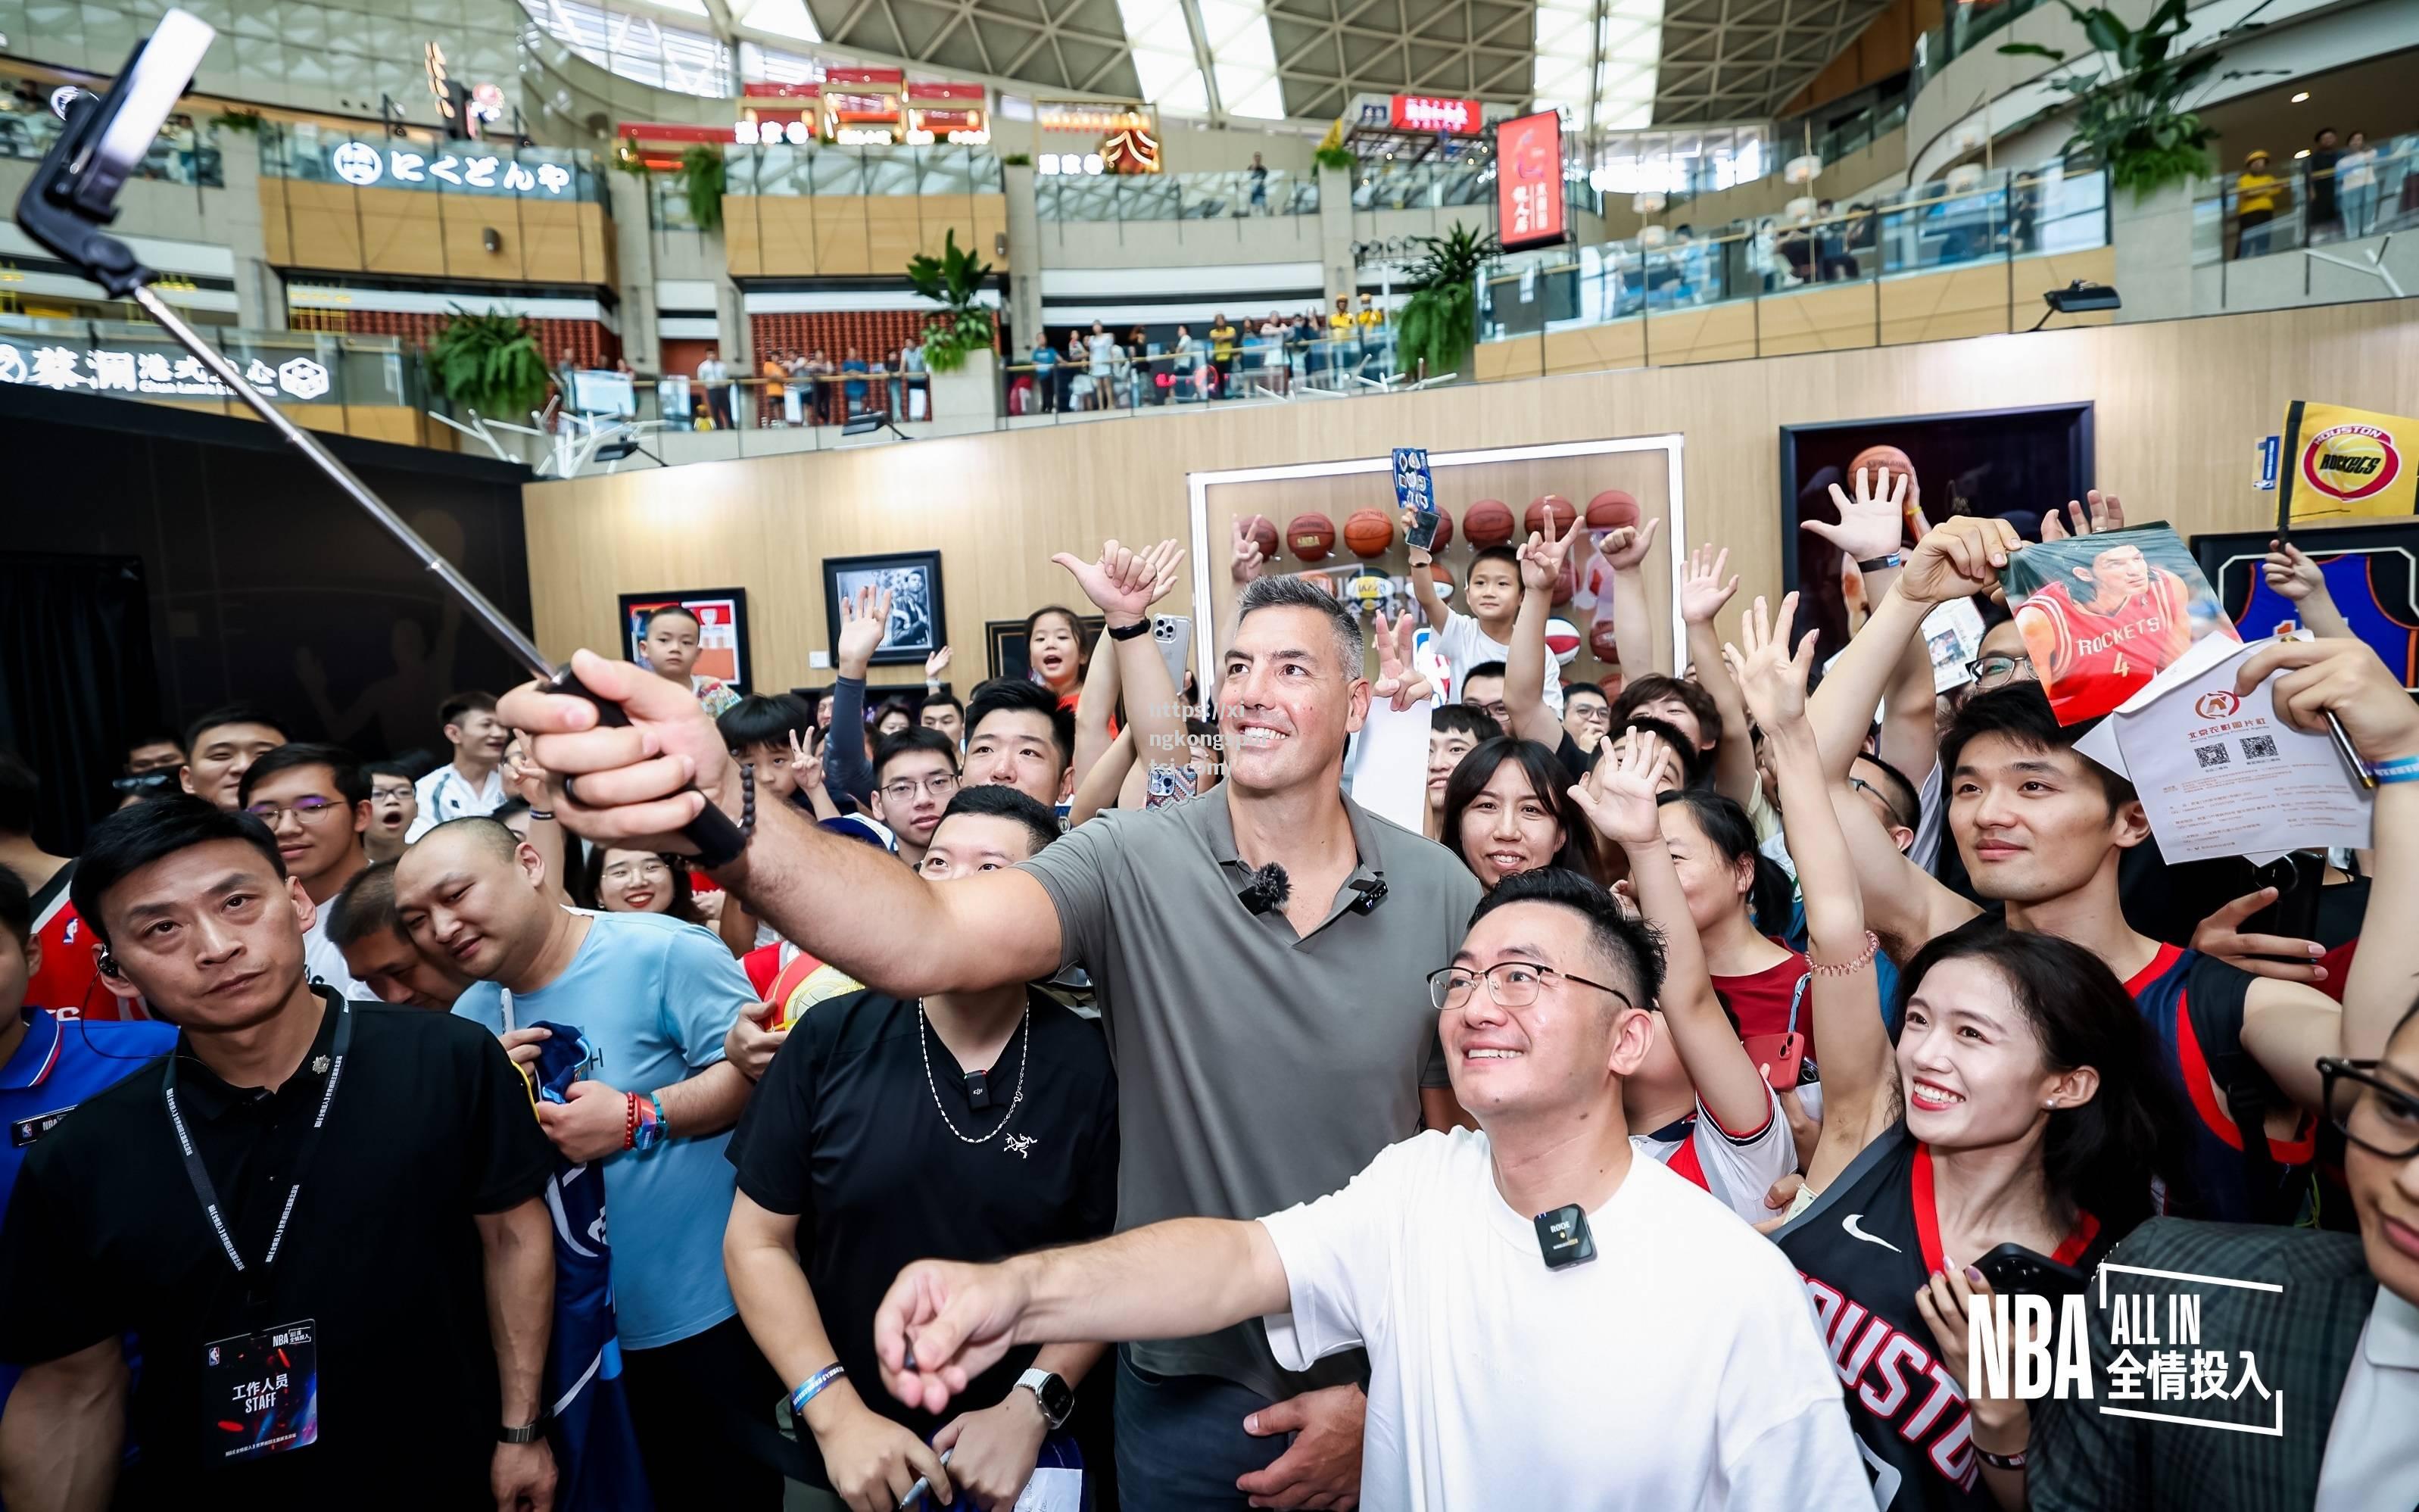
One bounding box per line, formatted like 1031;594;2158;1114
452;911;755;1351
0;1009;178;1410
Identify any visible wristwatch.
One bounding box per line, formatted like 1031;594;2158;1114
1016;1368;1074;1431
1856;551;1904;572
498;1417;544;1445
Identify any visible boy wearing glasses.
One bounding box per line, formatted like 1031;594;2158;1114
865;868;1868;1511
238;743;373;1000
870;730;961;869
363;760;419;863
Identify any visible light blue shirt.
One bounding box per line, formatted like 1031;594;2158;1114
454;910;754;1349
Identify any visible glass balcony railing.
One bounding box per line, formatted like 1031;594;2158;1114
725;143;1005;197
260;122;606;204
0;316;425;416
1911;0;2050;94
2193;137;2419;266
1478;161;2109;341
1036;168;1316;222
0;103;224;188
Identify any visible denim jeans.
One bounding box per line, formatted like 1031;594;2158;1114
2343;183;2377;238
1112;1349;1283;1512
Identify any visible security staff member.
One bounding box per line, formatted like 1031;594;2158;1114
0;798;558;1507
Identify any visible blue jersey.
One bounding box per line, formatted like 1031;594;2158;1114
0;1009;177;1410
2124;943;2315;1224
2233;549;2419;687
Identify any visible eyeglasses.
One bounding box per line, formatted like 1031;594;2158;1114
601;858;674;884
1847;775;1915;831
1965;653;2037;691
881;772;962;803
245;797;348;825
1427;960;1636;1014
2319;1058;2419;1160
1469;700;1510;723
369;785;414;804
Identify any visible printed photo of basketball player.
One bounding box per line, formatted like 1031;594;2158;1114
2004;522;2237;723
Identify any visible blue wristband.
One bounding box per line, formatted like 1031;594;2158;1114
2372;754;2419;784
650;1091;669;1137
790;1364;846;1417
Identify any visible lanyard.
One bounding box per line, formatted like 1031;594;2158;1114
161;996;353;1286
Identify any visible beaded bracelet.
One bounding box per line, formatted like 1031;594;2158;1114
1807;929;1882;977
789;1364;847;1417
622;1091;641;1151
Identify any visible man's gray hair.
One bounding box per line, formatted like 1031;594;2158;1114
1236;575;1364;675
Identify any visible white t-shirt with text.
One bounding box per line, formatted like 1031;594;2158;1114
1258;1129;1867;1512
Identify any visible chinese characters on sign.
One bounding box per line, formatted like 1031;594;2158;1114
1389;95;1482;135
326;142;573;195
0;343;331;402
1495;111;1566;251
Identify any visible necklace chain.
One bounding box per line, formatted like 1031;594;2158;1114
917;1000;1031;1144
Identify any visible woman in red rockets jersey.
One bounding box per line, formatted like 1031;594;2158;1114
1733;594;2194;1511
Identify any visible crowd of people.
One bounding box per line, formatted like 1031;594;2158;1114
1018;301;1393;413
2231;128;2401;259
2;480;2417;1512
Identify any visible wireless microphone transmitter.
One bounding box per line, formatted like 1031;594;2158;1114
1534;1205;1597;1270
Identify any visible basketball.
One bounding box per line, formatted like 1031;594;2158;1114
1545;617;1581;665
1427;507;1454;552
1526;494;1577;539
1848;444;1916;491
1589;619;1620;663
1288;512;1336;562
1586;490;1640;530
1427;561;1456;600
1343;508;1395;560
1241;513;1280;560
1464;499;1516;547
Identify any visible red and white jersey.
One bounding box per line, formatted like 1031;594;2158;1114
25;863;145;1021
1630;1084;1794;1223
2017;571;2197;709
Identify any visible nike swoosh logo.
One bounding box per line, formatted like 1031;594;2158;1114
1843;1214;1901;1252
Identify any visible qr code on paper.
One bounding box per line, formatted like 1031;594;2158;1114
2241;735;2279;760
2194;743;2231;770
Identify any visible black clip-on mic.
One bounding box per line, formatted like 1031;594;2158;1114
15;14;750;868
1348;878;1388;915
1238;863;1291;916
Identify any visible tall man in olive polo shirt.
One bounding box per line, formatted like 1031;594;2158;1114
501;573;1482;1511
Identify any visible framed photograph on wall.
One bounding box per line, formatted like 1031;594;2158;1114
1779;403;2095;664
987;615;1105;681
2193;521;2419;690
823;551;946;666
619;588;752;691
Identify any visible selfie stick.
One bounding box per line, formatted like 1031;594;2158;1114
17;12;747;861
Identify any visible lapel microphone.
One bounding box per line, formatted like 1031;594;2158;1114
1348;878;1388;915
1238;863;1292;916
1535;1205;1597;1270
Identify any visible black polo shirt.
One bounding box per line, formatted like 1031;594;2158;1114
0;987;552;1501
727;987;1117;1453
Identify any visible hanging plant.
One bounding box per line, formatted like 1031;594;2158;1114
1392;222;1495;382
679;144;727;232
427;305;552;420
1313;144;1355;172
1998;0;2221;201
212;108;264;133
903;228;997;373
1001;151;1032;167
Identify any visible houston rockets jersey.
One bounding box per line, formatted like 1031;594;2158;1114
24;863;138;1021
1631;1085;1796;1223
2124;943;2315;1224
2017;571;2197;717
1779;1127;2103;1511
2233;549;2419;687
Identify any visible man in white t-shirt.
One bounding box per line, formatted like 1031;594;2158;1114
869;867;1866;1510
409;691;510;841
236;742;373;1000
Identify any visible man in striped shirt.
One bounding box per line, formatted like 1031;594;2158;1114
408;691;509;841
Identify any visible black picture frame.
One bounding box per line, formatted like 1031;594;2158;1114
987;614;1105;681
822;552;946;667
2193;520;2419;690
1779;402;2096;663
617;587;753;692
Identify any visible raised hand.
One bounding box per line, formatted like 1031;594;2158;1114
1805;466;1911;564
2037;488;2125;543
924;644;953;681
1052;538;1185;622
501;737;550;806
1571;726;1669;847
2260;539;2328;603
835;584;893;678
1369;609;1432;711
2191;888;2327;985
1518;513;1588;593
1722;592;1819;731
1230;516;1265;585
1895;515;2023;606
1398;506;1434;563
1679;544;1739;625
1598;516;1662;571
2234;634;2419;765
787;727;828;793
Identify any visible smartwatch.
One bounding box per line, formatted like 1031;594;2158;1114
1106;618;1152;642
1016;1368;1074;1430
498;1417;544;1445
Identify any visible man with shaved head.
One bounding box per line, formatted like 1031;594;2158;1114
326;860;471;1011
393;818;783;1507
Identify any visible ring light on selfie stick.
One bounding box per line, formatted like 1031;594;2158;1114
17;11;748;862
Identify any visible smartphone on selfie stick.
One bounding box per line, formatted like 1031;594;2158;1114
17;14;745;862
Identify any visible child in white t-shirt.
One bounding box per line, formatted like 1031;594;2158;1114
1405;538;1565;714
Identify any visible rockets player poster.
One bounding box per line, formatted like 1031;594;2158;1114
2003;523;2237;723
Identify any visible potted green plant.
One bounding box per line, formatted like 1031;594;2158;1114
1392;222;1495;382
1997;0;2221;201
427;306;553;420
1314;144;1355;172
678;144;726;232
902;229;999;422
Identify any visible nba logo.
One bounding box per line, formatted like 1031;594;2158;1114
208;1345;220;1366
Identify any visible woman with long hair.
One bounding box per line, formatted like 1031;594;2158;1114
578;845;710;927
1439;736;1596;889
1655;785;1806;1049
1737;595;2192;1512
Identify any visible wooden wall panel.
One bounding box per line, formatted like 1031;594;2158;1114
814;197;869;275
1752;283;1880;355
281;181;364;271
523;302;2419;697
1879;264;2012;345
751;198;821;277
723;195;764;277
257;178;293;265
1647;299;1759;366
1545;320;1645;376
971;195;1010;270
518;199;584;287
441;201;527;281
357;193;448;277
917;193;973;260
862;198;924;276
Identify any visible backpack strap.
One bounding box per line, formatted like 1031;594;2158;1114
2184;956;2303;1225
